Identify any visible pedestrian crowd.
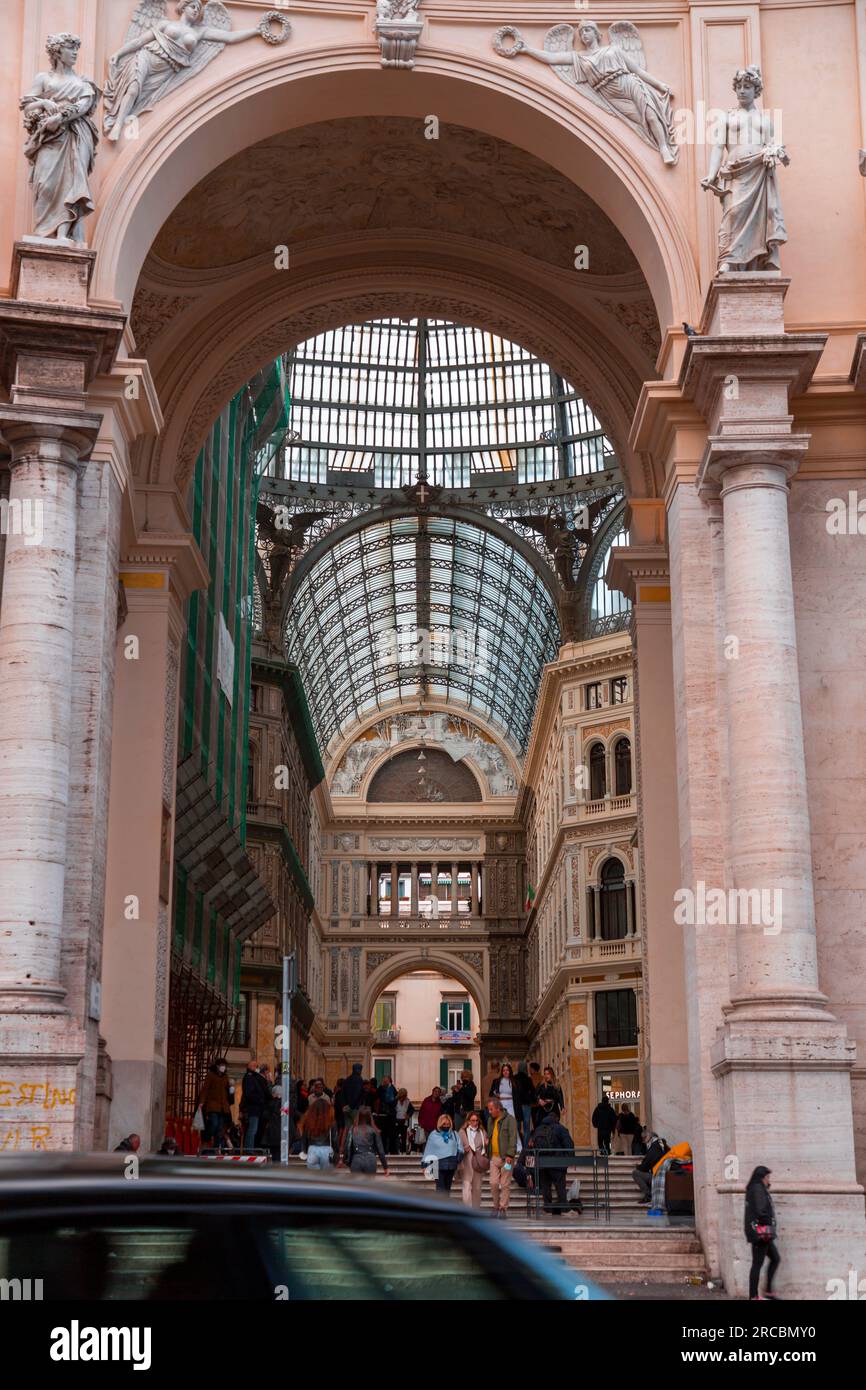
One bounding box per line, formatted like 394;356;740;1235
135;1052;783;1295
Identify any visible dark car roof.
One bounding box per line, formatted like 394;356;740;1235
0;1153;607;1299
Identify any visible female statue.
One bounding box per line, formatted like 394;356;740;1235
701;67;789;272
494;20;677;166
104;1;291;142
20;34;99;242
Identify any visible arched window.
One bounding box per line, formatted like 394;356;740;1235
589;742;606;801
600;858;627;940
614;737;632;796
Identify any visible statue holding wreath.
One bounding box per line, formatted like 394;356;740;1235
104;0;291;141
493;19;677;167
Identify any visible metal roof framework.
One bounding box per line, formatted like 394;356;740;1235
254;319;631;755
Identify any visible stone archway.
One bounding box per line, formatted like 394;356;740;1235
92;53;698;339
363;949;488;1030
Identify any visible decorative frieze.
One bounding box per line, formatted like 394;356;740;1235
369;836;479;853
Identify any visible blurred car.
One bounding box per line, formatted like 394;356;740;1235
0;1154;609;1301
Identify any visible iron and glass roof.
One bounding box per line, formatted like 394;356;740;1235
258;318;630;757
284;512;560;754
282;319;611;489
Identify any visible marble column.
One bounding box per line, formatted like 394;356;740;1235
0;416;98;1010
0;241;125;1151
450;861;459;914
471;863;480;915
682;273;866;1298
625;879;635;938
410;862;419;916
592;885;601;941
390;862;399;917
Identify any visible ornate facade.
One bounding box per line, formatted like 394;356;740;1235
0;0;865;1302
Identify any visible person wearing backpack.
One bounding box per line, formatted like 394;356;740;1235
530;1105;576;1215
745;1166;780;1300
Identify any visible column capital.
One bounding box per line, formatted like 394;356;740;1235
606;542;670;605
120;533;210;609
0;404;102;470
696;431;811;497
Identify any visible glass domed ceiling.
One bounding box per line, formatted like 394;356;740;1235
281;318;612;489
267;318;629;757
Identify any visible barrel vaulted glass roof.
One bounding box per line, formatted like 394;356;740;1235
269;318;625;756
285;513;560;754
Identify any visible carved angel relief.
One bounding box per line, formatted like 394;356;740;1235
104;0;291;141
493;19;677;166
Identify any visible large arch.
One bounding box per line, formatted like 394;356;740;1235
93;49;697;347
135;255;657;500
363;949;488;1030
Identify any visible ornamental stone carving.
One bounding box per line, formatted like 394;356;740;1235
104;2;291;141
375;1;423;70
456;951;484;976
366;951;393;976
369;837;480;853
599;297;662;361
494;19;677;165
130;285;191;354
331;711;518;797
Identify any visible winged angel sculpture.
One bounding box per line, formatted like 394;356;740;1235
104;0;292;141
493;19;677;166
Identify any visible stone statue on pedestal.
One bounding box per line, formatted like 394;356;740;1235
104;1;292;141
20;34;99;243
701;66;789;272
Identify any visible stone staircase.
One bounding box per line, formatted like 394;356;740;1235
384;1152;642;1212
383;1154;708;1285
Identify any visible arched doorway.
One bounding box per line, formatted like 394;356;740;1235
370;969;481;1106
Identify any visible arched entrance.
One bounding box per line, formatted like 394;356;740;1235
3;7;862;1303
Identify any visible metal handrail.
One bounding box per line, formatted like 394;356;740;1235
521;1147;611;1221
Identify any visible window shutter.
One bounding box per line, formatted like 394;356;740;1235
464;1059;471;1072
462;1001;470;1030
440;1058;448;1089
440;1002;449;1029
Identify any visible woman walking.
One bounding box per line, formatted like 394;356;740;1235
536;1067;565;1119
299;1098;338;1170
197;1057;232;1152
343;1105;390;1176
422;1114;464;1195
459;1111;489;1208
394;1088;415;1153
745;1166;780;1300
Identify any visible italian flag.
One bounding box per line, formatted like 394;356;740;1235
525;883;536;912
